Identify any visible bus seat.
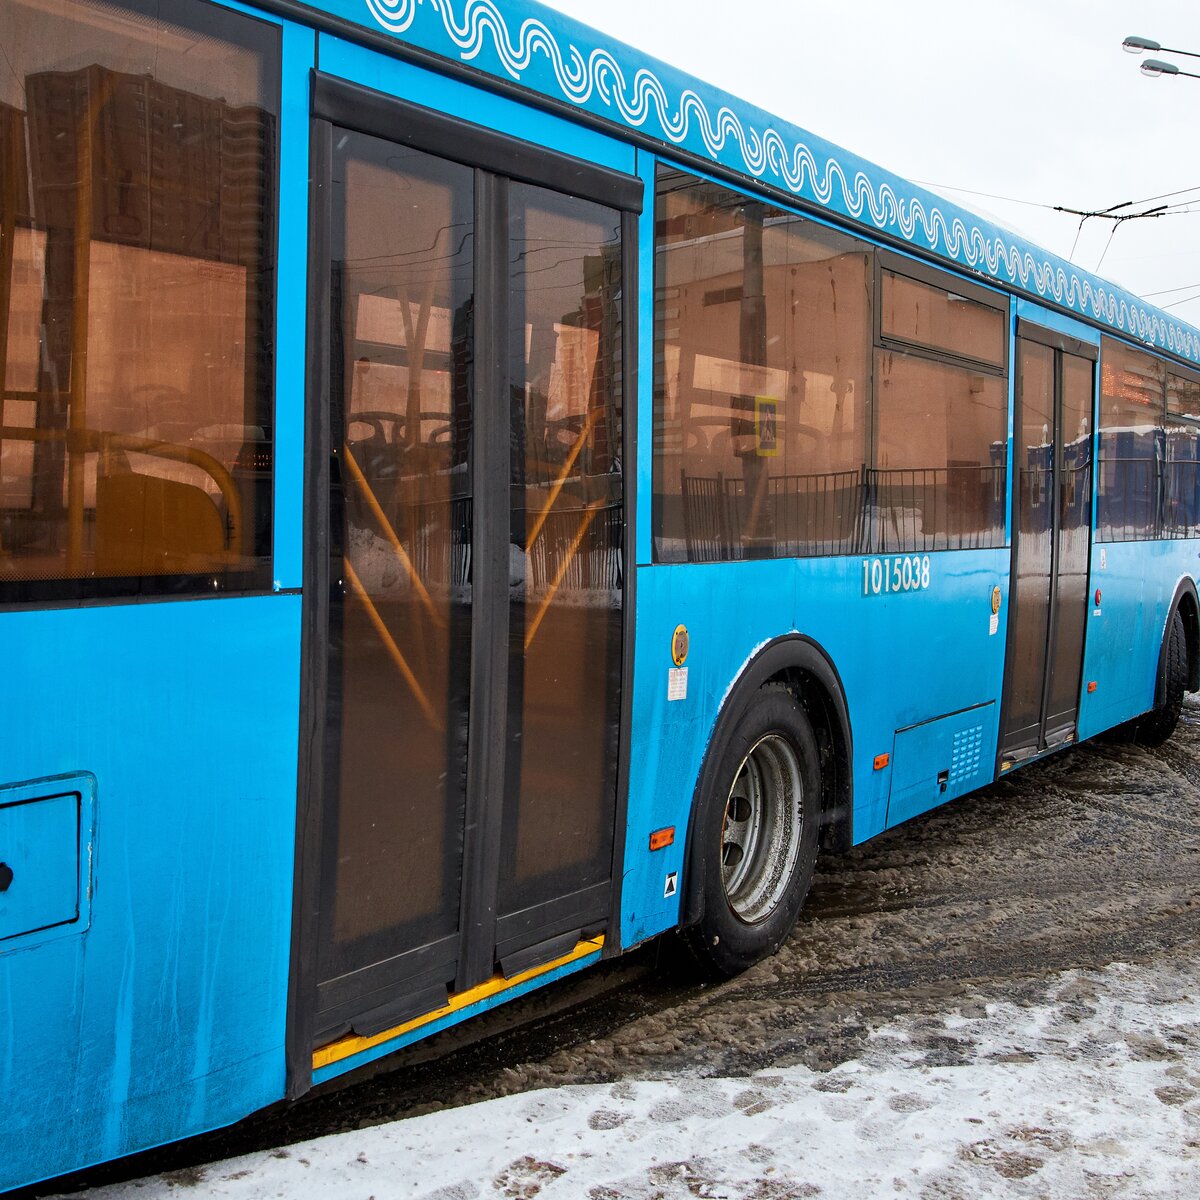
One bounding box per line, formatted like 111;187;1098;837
95;471;226;577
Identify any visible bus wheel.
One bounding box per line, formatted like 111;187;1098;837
683;685;820;978
1136;609;1188;747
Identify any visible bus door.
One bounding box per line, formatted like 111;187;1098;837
999;324;1097;764
302;77;637;1045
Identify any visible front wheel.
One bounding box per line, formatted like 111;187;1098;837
682;686;820;978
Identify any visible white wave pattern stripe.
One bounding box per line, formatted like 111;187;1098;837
362;0;1199;362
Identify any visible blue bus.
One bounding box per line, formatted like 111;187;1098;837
2;0;1198;1189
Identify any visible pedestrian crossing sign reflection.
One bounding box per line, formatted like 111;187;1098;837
755;396;779;457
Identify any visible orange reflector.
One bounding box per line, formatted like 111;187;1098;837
649;827;675;851
1087;681;1098;693
873;753;890;770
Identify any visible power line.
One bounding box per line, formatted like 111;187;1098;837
1143;281;1200;297
1128;183;1200;207
1095;224;1120;273
1162;291;1200;311
914;179;1200;215
910;180;1060;211
912;179;1200;228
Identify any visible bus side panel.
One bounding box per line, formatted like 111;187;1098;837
1077;540;1199;739
621;548;1009;948
0;595;300;1191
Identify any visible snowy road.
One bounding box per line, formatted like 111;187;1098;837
58;959;1200;1198
41;700;1200;1198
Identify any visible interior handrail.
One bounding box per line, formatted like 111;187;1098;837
0;424;243;553
523;497;607;652
341;443;444;630
525;406;601;552
343;557;442;730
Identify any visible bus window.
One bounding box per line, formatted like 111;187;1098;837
873;352;1007;550
873;266;1008;551
1098;337;1165;542
0;0;276;598
881;269;1006;368
1164;371;1200;538
653;166;871;563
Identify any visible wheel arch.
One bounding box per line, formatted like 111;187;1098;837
1156;577;1200;706
679;634;854;929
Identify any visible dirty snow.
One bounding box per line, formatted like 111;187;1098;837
48;699;1200;1197
65;956;1200;1199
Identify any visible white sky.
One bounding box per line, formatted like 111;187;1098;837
544;0;1200;330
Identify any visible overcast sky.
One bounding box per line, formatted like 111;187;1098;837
544;0;1200;330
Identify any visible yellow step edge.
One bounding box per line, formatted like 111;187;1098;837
313;934;606;1071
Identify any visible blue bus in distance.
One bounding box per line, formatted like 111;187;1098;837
2;0;1199;1190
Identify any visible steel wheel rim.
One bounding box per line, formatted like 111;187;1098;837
720;732;804;924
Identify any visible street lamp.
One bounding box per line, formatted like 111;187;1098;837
1140;59;1200;81
1123;35;1200;60
1123;36;1200;81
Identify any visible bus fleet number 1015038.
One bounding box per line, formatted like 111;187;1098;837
862;555;932;596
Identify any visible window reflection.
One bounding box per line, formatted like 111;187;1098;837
0;0;276;594
501;182;623;917
1098;338;1166;541
653;168;871;562
652;167;1008;561
328;136;475;950
881;270;1006;367
1166;373;1200;539
874;350;1007;551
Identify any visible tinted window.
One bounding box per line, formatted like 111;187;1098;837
881;269;1006;367
327;134;474;951
0;0;276;597
653;167;871;562
1165;371;1200;539
1098;338;1164;541
871;266;1008;551
500;182;625;917
873;351;1007;550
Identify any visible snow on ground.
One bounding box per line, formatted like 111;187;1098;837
69;956;1200;1200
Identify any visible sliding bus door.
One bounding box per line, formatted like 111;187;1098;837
1000;328;1095;763
304;81;635;1043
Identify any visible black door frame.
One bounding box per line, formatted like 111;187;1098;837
286;72;641;1091
998;320;1097;766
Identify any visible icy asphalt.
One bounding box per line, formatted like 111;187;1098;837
40;698;1200;1198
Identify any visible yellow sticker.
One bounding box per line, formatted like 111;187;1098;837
671;624;690;666
991;586;1002;615
754;396;780;457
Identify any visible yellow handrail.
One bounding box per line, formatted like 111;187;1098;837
0;424;243;552
344;558;442;731
525;406;600;552
341;443;444;630
524;498;605;652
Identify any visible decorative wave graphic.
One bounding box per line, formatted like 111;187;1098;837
362;0;1198;361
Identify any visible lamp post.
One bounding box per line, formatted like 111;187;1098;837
1123;35;1200;79
1139;59;1200;80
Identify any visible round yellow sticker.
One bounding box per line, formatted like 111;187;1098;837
991;586;1002;615
672;624;690;666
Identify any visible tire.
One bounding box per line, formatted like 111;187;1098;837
681;685;820;979
1135;608;1188;747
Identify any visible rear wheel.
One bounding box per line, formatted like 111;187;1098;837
1135;609;1188;747
682;686;820;978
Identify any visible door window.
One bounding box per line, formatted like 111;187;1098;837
312;101;633;1038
